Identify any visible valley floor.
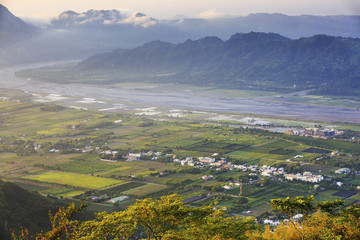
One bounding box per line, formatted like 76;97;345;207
1;61;360;123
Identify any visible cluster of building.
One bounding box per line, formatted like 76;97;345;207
334;168;351;174
263;219;281;226
223;181;242;190
176;156;259;172
304;128;336;138
259;165;324;183
283;172;324;183
260;165;285;177
201;175;214;180
127;151;163;161
0;97;20;102
263;214;303;226
285;128;343;139
89;194;129;204
126;150;325;184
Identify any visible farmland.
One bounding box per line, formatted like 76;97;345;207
23;171;124;189
0;99;359;215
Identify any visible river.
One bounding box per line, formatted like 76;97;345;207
1;61;360;123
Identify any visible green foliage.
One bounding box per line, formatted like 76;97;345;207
316;200;344;215
269;148;297;155
40;105;65;112
255;202;360;240
178;167;201;174
9;193;360;240
13;194;256;240
284;134;360;155
270;195;316;218
268;196;349;240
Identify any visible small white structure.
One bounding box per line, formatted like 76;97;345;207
336;182;344;187
127;153;141;161
108;196;128;203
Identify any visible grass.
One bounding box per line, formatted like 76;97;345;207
13;181;50;192
98;161;178;178
227;150;288;163
54;160;119;174
23;171;124;189
101;182;146;195
122;183;168;196
284;94;360;109
314;190;344;202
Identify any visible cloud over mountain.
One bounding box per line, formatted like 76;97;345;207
51;9;158;28
198;9;226;19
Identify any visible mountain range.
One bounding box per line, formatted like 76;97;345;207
164;13;360;40
1;4;360;67
74;32;360;95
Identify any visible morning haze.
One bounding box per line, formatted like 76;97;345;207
1;1;360;239
3;0;360;19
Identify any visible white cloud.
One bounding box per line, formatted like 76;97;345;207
120;12;157;28
51;9;157;28
198;9;226;19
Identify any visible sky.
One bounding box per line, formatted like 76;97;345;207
2;0;360;20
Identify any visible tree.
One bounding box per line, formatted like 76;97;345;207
13;202;86;240
270;195;316;240
13;194;256;240
253;196;349;240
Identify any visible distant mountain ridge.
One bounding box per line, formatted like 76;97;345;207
77;32;360;95
164;13;360;39
1;3;360;69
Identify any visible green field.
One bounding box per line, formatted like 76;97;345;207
0;100;359;215
101;182;146;195
122;183;168;196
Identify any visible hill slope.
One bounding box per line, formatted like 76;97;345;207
0;180;56;239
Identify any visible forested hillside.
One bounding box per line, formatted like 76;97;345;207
73;32;360;95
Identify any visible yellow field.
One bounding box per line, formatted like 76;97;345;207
23;171;124;189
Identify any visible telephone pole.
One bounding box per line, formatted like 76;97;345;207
239;179;243;196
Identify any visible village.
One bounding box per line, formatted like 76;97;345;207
43;142;353;190
78;147;359;211
124;150;327;186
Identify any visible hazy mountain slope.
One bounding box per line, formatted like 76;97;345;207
48;9;190;46
0;4;38;46
164;13;360;39
0;7;190;67
0;4;40;66
76;32;360;94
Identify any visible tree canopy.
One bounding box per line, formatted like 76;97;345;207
12;194;360;240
